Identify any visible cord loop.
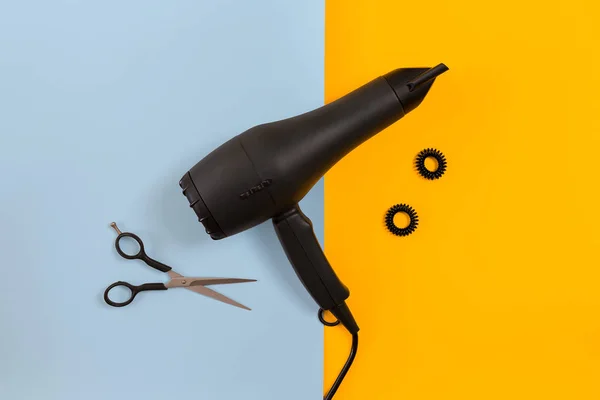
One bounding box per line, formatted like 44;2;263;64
318;308;341;327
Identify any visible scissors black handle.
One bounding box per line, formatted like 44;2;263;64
104;281;168;307
114;232;172;273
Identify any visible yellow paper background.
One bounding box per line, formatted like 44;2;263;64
324;1;600;398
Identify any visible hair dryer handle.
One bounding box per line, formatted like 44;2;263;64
273;206;358;333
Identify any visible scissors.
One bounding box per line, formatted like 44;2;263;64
104;222;256;309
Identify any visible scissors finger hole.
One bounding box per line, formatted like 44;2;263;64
104;282;134;307
115;234;143;259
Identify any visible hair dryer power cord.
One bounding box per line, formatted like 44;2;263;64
324;332;359;400
319;309;359;400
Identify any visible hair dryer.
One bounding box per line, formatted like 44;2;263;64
179;63;448;398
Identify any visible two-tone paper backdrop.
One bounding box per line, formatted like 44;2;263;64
0;2;325;399
2;1;600;399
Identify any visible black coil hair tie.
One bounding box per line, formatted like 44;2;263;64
415;148;447;180
385;204;419;237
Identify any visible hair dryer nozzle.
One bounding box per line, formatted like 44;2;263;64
407;63;449;92
384;63;448;114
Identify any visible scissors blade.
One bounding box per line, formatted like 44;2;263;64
185;284;252;311
189;278;257;286
167;271;184;279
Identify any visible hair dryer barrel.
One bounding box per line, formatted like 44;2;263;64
239;64;449;209
181;64;448;239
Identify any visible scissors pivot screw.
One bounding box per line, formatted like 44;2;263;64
182;280;187;284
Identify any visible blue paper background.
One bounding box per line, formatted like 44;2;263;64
0;1;324;399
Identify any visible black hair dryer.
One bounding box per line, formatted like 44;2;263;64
179;63;448;398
